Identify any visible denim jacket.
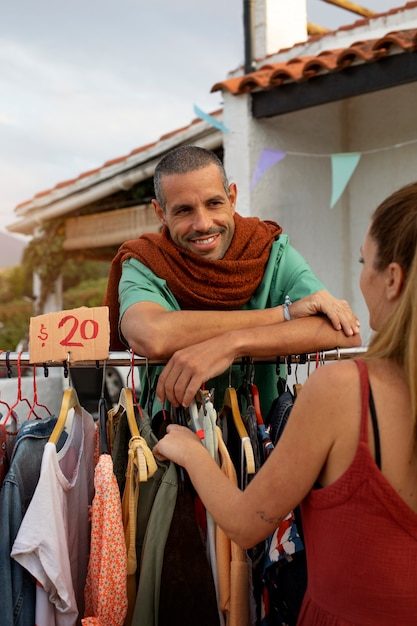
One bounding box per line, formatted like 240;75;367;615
0;415;65;626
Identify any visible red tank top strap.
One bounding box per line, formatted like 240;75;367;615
354;359;369;443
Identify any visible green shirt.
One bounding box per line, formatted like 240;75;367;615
119;234;325;416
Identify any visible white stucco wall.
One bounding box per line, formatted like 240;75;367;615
222;81;417;346
254;0;308;58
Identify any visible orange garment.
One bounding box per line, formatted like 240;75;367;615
215;426;252;626
83;453;128;626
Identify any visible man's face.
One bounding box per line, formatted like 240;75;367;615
152;163;237;260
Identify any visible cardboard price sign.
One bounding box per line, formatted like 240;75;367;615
29;306;110;364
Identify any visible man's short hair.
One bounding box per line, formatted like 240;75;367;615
153;145;229;209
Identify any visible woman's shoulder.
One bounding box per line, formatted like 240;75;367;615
308;358;359;382
301;359;361;404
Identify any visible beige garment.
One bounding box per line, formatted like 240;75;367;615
215;426;252;626
122;435;158;626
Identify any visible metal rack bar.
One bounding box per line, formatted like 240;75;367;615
0;347;368;369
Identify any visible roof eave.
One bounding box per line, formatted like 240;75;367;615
251;50;417;117
8;123;223;236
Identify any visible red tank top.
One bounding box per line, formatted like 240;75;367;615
298;359;417;625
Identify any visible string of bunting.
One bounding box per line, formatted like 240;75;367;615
193;104;417;210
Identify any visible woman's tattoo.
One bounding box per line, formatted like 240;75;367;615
256;510;284;525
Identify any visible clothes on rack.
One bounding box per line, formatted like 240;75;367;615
0;415;65;626
83;453;128;626
262;377;307;626
0;349;369;626
215;425;252;626
111;405;178;626
0;359;296;626
0;409;19;486
11;405;96;626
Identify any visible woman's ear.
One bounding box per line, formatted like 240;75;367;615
385;262;405;301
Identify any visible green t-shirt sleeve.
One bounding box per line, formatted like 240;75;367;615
246;234;327;309
118;257;181;321
278;239;326;302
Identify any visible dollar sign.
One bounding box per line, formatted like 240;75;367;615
38;323;48;346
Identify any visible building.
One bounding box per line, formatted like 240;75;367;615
7;1;417;342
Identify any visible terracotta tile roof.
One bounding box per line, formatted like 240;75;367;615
212;9;417;96
15;110;223;212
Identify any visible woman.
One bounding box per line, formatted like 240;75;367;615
153;182;417;624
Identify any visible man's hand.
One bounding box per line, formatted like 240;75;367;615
289;290;360;337
157;334;237;408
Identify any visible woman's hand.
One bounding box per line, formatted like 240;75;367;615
153;423;203;466
289;290;360;336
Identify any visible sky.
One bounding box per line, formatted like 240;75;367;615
0;0;399;233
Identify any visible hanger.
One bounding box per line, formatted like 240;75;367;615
5;351;40;423
27;364;52;420
0;351;12;416
49;355;81;445
108;387;140;439
293;362;303;399
219;386;255;477
129;350;145;419
49;386;81;445
249;382;274;460
98;361;109;455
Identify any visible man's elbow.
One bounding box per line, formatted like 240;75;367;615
122;331;170;360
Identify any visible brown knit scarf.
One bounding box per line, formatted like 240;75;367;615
104;213;282;349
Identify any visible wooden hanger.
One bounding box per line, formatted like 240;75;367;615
107;387;140;439
293;362;303;398
219;387;255;476
49;387;81;445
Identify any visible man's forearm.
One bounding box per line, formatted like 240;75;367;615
229;314;362;360
155;315;362;408
121;292;360;360
121;305;285;359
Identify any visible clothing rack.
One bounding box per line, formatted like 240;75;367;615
0;347;368;369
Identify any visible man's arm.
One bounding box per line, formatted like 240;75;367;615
121;291;360;359
157;314;362;407
121;301;286;359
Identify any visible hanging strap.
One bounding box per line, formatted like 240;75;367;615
368;385;382;470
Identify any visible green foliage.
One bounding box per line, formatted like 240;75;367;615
22;219;111;305
63;277;108;309
62;260;110;290
22;219;67;310
0;300;32;351
0;265;31;302
1;227;110;349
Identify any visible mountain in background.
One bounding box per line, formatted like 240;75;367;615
0;230;27;269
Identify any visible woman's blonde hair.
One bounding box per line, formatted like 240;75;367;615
364;182;417;423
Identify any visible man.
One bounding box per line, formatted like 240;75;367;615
104;146;361;415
